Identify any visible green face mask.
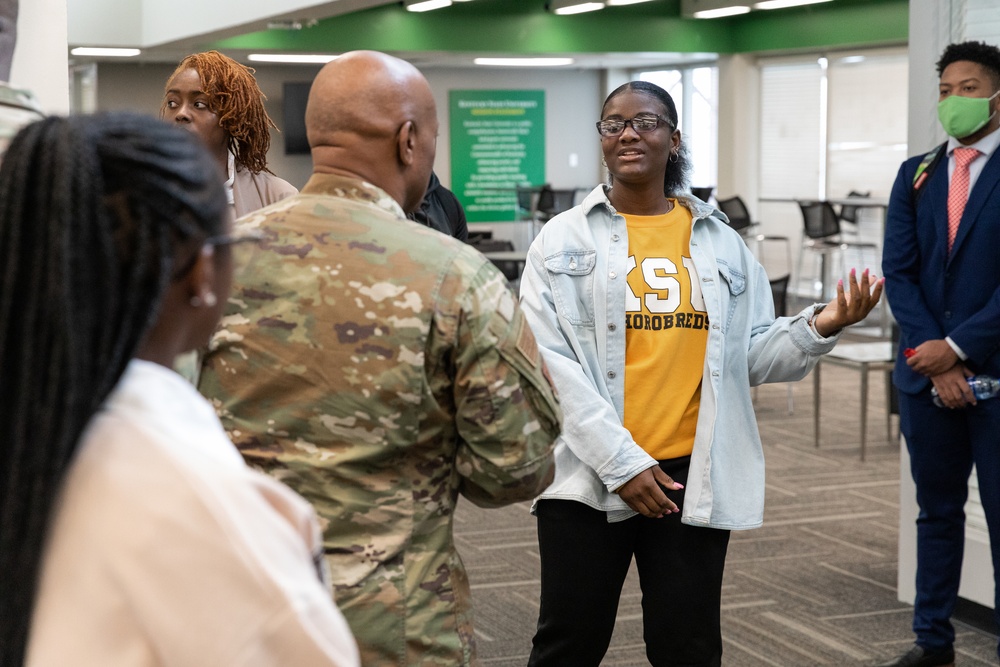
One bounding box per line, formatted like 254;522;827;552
937;90;1000;139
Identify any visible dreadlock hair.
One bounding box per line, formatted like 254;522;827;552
937;40;1000;88
0;112;227;665
601;80;692;198
163;50;278;175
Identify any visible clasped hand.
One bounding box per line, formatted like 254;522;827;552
906;341;976;409
812;268;884;338
615;466;683;518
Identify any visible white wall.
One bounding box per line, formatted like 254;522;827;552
423;66;603;193
93;60;604;250
9;0;69;113
94;61;604;196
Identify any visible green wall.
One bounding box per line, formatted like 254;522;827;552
213;0;906;56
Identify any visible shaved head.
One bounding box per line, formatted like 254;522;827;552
305;51;438;213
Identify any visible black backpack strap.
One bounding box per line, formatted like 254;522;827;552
910;141;947;208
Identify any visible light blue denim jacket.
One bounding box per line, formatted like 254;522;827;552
519;185;839;529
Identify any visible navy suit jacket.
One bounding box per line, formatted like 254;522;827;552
883;141;1000;395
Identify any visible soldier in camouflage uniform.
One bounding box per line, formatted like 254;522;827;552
198;51;561;666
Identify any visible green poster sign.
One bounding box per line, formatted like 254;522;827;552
449;90;545;223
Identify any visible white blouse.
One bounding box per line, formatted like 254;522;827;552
27;359;359;667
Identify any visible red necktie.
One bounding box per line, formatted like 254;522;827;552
947;146;980;253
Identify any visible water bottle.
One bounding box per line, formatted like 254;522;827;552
931;374;1000;407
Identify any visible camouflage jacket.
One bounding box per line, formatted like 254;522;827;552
198;173;561;666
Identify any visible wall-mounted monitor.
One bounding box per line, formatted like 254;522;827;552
282;81;312;155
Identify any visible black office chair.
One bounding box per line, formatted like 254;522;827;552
691;186;714;203
516;185;543;221
716;195;760;237
796;200;878;300
470;237;521;286
717;196;791;270
753;273;795;413
536;186;578;223
836;190;870;238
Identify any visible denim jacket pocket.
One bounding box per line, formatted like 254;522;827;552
716;259;746;331
544;250;597;327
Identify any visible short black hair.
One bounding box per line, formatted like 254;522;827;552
937;40;1000;88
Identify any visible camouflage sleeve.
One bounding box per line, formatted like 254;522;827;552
435;252;561;508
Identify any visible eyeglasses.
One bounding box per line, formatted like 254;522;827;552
172;227;264;280
595;114;672;137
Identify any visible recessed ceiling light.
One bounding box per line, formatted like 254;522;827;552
247;54;339;64
692;5;751;18
548;0;605;15
405;0;453;11
753;0;832;9
70;47;141;57
474;57;575;67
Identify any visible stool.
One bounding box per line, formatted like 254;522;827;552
812;341;895;461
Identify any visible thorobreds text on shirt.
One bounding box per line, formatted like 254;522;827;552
622;201;708;461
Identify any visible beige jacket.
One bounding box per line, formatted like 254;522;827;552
233;166;298;218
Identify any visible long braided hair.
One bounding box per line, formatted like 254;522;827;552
0;112;227;664
162;51;279;175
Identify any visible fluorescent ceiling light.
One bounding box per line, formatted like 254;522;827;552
549;0;605;15
70;47;141;57
753;0;832;9
405;0;452;11
692;5;751;18
474;57;575;67
606;0;655;4
248;53;339;64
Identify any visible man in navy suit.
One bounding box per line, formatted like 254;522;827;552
881;41;1000;667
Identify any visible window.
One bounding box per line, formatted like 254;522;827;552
637;66;719;193
758;48;907;201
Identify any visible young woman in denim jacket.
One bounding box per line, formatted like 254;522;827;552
519;81;883;667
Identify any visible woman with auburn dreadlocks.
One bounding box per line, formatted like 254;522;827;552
162;50;297;218
0;112;359;667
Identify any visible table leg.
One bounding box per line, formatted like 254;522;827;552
813;362;821;448
884;370;892;443
820;253;828;300
859;364;869;462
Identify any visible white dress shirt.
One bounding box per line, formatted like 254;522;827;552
27;359;359;667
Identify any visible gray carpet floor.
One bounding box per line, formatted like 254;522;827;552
454;344;999;666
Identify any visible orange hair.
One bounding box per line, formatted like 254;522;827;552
163;51;277;174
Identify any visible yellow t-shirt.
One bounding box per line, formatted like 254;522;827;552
622;201;708;460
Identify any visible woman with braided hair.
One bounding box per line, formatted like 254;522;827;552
0;112;358;666
162;50;297;217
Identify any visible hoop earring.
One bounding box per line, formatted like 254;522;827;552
669;151;679;163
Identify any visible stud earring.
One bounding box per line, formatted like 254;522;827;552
190;292;217;308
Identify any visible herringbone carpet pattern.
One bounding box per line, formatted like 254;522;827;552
454;355;999;666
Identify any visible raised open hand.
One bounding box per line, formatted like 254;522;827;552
813;268;884;338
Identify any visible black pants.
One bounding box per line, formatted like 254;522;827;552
528;458;731;667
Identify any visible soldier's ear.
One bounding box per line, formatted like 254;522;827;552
397;120;416;168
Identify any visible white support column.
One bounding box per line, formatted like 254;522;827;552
9;0;69;114
898;0;995;611
716;53;759;207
